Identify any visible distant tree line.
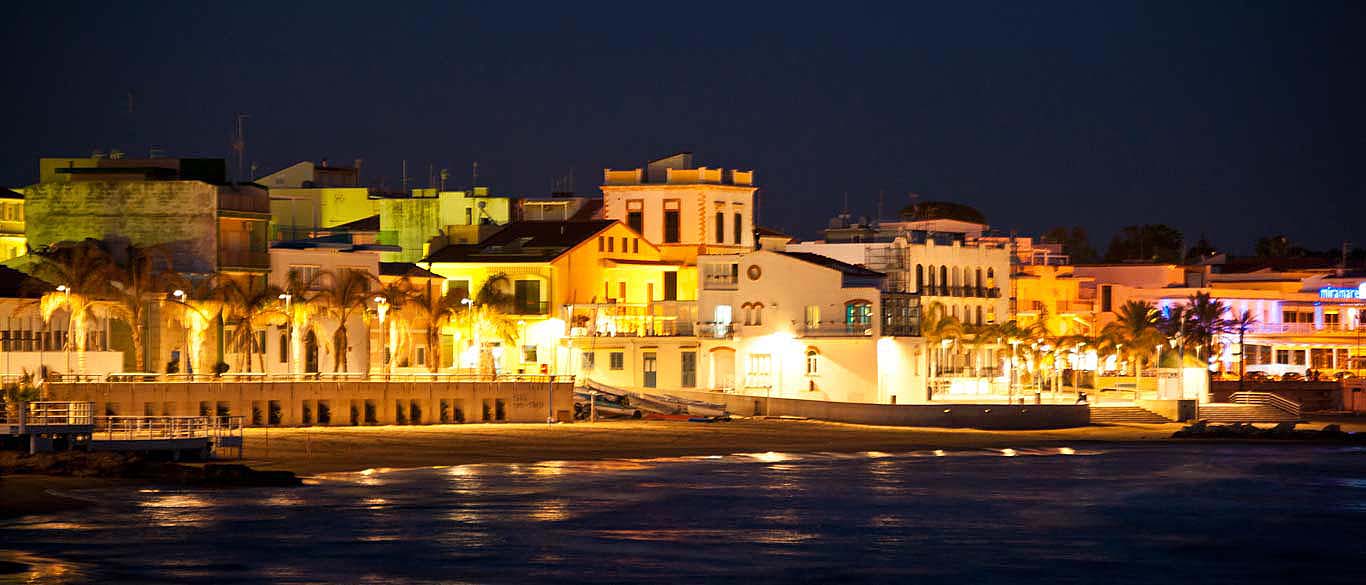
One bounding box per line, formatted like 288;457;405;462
1040;226;1364;266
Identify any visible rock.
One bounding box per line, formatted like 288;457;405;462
1320;424;1345;437
1270;422;1297;436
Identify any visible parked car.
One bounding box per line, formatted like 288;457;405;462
1245;371;1269;382
1333;371;1356;381
1280;372;1304;382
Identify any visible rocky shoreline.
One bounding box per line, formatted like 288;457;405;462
0;451;302;488
1171;421;1364;441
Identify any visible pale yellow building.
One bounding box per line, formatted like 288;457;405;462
0;189;24;262
601;153;756;264
1012;264;1095;336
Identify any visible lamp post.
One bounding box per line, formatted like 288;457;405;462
173;289;191;377
278;293;292;376
57;285;71;377
1008;338;1021;404
460;297;473;372
374;296;389;377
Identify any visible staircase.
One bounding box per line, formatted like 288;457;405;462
1089;405;1171;424
1196;403;1301;423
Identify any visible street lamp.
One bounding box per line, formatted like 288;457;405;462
172;290;190;376
279;293;292;375
374;296;389;376
56;285;71;375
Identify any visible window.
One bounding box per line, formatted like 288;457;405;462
643;353;658;388
608;237;614;252
278;332;288;363
416;346;426;366
632;238;639;254
805;305;820;329
681;351;697;387
627;210;643;234
465;208;473;225
514;280;542;314
752;303;763;326
806;349;819;375
715;305;733;324
915;265;924;294
664;201;681;243
846;301;873;326
582;351;595;371
522;345;538;362
976;306;984;325
1101;285;1113;312
1311;348;1333;368
733;213;743;244
746;353;772;387
664;272;678;301
598;236;604;252
715;211;725;244
289;265;321;288
939;266;948;295
609;351;624;370
620;237;627;252
448;279;471;302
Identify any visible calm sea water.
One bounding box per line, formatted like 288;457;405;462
2;444;1364;584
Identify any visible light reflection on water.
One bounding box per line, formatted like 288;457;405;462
0;445;1363;584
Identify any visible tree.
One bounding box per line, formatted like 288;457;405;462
1042;226;1097;264
278;267;325;375
166;274;224;377
217;278;286;373
406;283;463;372
105;244;171;372
920;302;964;397
1103;224;1184;264
1102;300;1165;391
30;240;120;376
1254;235;1297;258
1186;234;1217;261
372;277;416;373
1179;291;1229;362
315;269;378;372
1228;310;1257;390
451;275;521;376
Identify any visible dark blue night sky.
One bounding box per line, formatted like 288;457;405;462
6;1;1362;252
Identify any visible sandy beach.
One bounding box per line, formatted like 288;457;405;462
238;419;1193;475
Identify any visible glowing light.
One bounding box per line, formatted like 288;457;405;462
932;449;946;457
1001;448;1017;457
1059;447;1076;455
746;451;792;463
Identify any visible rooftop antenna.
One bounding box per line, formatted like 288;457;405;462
471;161;479;188
401;160;409;193
231;113;249;182
439;168;449;192
877;190;884;221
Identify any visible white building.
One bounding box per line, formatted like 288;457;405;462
695;249;927;404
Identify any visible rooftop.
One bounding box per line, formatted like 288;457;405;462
379;262;443;279
777;251;885;279
423;220;615;263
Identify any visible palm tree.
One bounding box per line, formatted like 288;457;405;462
1102;300;1164;393
217;278;286;373
1182;291;1230;362
451;275;520;376
30;240;119;376
315;269;378;372
166;275;224;377
279;267;325;375
105;244;171;372
372;277;416;374
1228;309;1257;391
405;282;462;372
920;302;963;398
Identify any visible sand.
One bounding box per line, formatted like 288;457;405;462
237;419;1192;475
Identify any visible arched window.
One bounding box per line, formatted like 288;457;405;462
976;305;984;325
975;268;983;295
927;267;936;293
915;264;924;294
752;303;764;326
939;266;948;295
806;348;819;375
986;268;996;288
951;305;959;320
952;266;960;290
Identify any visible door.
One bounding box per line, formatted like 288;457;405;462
643;352;657;388
681;351;697;388
664;272;678;301
304;331;319;373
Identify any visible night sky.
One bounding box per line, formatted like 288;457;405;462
6;1;1363;252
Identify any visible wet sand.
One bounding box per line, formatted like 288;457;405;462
238;419;1193;475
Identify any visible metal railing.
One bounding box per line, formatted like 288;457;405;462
95;415;246;442
1228;391;1302;418
697;322;736;339
1247;322;1357;335
801;323;873;337
59;372;577;384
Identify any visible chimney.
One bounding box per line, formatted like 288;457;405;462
320;158;329;168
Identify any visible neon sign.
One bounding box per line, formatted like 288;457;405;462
1319;283;1366;299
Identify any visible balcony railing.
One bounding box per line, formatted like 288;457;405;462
219;250;271;270
697;322;736;339
1248;322;1357;335
564;301;698;337
919;286;1000;299
802;322;872;337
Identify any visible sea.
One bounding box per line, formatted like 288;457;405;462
1;443;1363;584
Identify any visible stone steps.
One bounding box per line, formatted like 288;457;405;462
1089;406;1171;424
1197;403;1301;423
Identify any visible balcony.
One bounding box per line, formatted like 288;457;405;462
564;301;697;337
697;322;736;339
218;249;271;271
702;272;739;291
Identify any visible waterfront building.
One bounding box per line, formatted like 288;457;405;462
23;157;270;277
378;186;514;263
258;160;378;242
424;219;693;375
0;189;24;262
0;266;122;379
1082;262;1366;379
693;248;926;403
600;153;756;263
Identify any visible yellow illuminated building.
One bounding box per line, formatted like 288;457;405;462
423;220;696;375
1012;264;1095;336
0;189;25;262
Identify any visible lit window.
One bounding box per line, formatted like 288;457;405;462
806;349;819;375
609;352;624;370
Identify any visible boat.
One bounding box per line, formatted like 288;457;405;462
582;380;728;417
